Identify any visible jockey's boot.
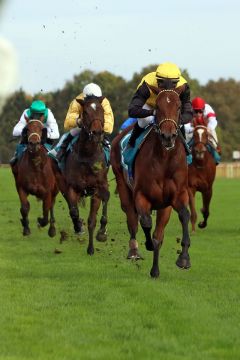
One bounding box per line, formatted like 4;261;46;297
102;134;111;149
128;122;144;148
56;133;74;162
178;127;191;155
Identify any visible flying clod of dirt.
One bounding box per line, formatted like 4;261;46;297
60;230;68;243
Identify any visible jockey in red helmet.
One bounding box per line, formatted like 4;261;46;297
184;97;220;152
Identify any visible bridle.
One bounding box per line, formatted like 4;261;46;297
153;89;180;140
193;126;208;148
27;119;44;143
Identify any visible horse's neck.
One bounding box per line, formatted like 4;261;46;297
77;134;102;159
27;147;47;168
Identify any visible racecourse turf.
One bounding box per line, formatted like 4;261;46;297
0;167;239;360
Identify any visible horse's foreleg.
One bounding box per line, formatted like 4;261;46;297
18;188;30;236
116;177;140;259
136;193;153;252
199;188;212;228
38;195;51;228
67;187;83;234
175;203;191;270
96;199;108;242
87;196;102;255
188;188;197;233
150;207;172;278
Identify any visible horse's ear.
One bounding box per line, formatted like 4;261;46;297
147;84;160;95
97;96;104;103
76;98;85;106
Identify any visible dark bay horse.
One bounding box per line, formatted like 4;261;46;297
111;87;191;278
53;96;109;255
188;125;216;232
11;118;58;236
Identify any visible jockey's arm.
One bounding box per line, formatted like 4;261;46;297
128;82;155;118
184;122;194;134
205;104;217;131
102;98;114;134
64;99;82;131
12;110;28;137
46;109;60;139
179;84;193;124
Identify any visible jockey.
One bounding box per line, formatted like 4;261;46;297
49;83;114;161
10;100;60;165
184;97;220;151
127;62;193;147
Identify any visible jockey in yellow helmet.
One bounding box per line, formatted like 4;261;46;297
127;62;193;147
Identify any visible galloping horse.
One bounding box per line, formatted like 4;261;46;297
53;96;109;255
111;87;191;278
11;118;58;236
188;125;216;232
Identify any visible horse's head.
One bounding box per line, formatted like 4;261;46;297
77;96;104;143
148;85;181;150
192;125;208;161
26;117;45;153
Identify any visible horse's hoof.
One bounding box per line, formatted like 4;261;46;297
176;255;191;269
96;231;107;242
127;249;143;260
48;227;56;238
145;240;154;251
37;217;48;227
87;247;94;256
150;267;160;278
198;221;207;229
23;228;30;236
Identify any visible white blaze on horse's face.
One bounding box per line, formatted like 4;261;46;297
166;96;171;103
197;128;204;142
90;103;97;111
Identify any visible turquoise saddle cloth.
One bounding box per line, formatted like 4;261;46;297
187;139;221;165
56;135;110;170
120;126;153;178
16;143;52;159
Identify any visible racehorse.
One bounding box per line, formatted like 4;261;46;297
11;118;58;237
111;86;191;278
52;96;109;255
188;125;216;232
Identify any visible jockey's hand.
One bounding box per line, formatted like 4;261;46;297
76;117;82;127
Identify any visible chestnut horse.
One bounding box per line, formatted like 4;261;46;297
11;118;58;236
111;87;191;278
188;125;216;232
52;96;109;255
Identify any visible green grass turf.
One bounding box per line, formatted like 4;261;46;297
0;167;239;360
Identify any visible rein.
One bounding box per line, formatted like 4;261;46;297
155;89;180;133
28;132;41;142
27;119;44;142
81;118;104;142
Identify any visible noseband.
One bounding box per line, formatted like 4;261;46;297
81;116;104;142
27;119;44;142
154;89;180;138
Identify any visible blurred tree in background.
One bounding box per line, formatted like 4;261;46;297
0;66;239;162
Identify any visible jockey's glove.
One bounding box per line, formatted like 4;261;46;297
76;116;82;127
